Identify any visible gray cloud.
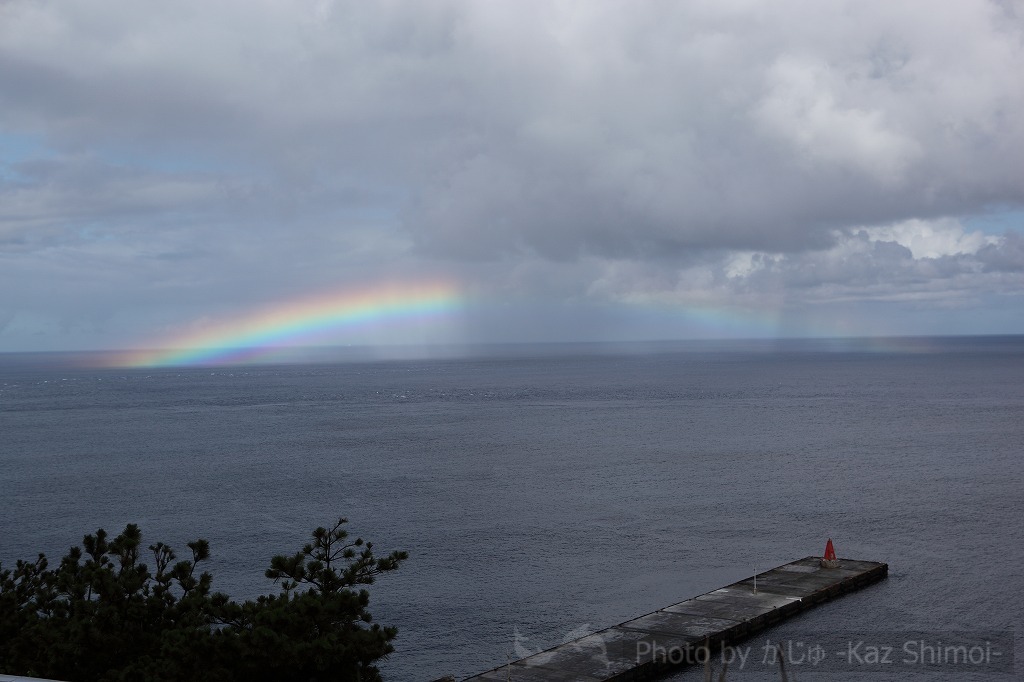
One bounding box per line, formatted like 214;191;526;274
1;0;1023;349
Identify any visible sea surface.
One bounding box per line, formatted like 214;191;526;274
2;337;1022;680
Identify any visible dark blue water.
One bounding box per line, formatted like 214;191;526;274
2;338;1022;680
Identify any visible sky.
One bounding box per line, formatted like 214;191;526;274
1;0;1023;356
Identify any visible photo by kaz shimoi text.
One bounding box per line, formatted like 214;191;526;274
622;631;1014;674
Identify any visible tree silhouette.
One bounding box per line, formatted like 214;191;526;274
0;518;406;682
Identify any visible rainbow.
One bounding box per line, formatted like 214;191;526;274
104;281;462;368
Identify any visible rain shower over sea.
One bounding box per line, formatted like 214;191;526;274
2;336;1022;680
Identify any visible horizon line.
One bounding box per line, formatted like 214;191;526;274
1;333;1022;366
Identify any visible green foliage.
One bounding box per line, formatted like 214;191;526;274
0;518;407;682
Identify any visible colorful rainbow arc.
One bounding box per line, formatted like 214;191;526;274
106;281;462;368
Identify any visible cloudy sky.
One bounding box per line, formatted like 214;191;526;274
2;0;1023;353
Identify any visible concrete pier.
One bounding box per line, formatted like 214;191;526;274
466;556;888;681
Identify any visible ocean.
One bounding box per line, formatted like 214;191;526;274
2;337;1022;680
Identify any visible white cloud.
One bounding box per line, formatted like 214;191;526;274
754;54;921;185
864;218;998;259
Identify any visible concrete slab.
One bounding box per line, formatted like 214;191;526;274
665;598;780;621
694;586;802;608
620;611;742;639
516;628;659;679
732;577;824;596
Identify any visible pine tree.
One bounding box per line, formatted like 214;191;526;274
0;518;406;682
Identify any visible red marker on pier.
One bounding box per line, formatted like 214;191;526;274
821;538;840;568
